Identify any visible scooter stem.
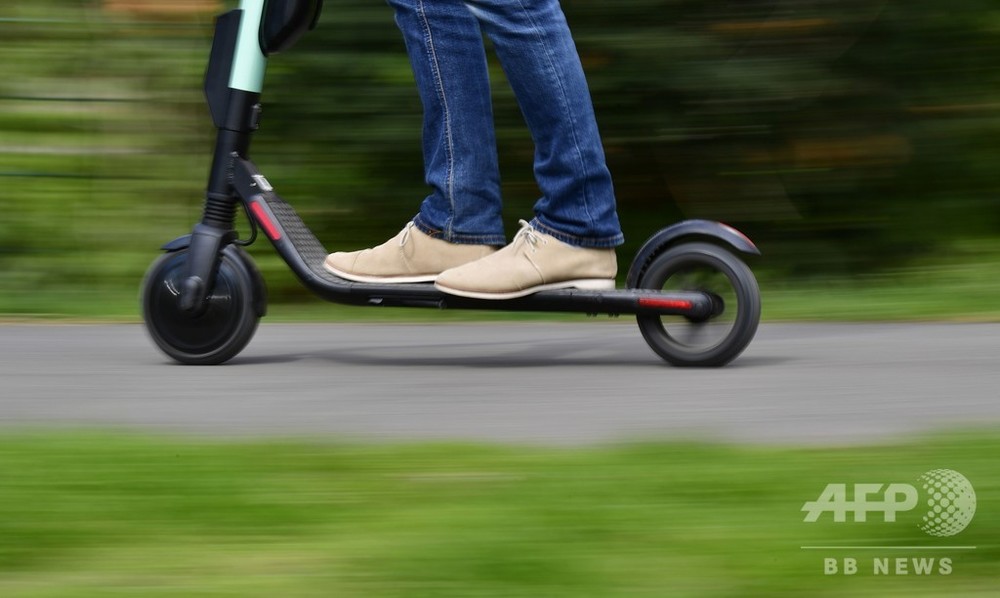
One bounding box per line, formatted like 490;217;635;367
181;3;269;313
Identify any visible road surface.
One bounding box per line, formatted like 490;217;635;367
2;322;998;444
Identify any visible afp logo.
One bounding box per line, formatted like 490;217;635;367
802;469;977;537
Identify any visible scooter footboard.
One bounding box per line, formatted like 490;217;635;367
231;157;383;304
232;158;718;317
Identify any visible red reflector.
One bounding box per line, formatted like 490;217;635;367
638;297;693;310
249;201;282;241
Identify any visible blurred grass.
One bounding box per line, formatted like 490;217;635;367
758;241;1000;322
3;245;1000;322
0;430;997;596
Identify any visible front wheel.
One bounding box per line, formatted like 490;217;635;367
632;242;760;367
141;245;265;365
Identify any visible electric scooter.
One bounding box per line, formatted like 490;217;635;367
141;0;762;367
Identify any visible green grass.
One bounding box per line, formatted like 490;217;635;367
0;430;996;596
4;258;1000;323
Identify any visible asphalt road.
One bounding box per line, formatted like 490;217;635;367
2;322;998;444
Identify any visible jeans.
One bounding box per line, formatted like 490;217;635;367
388;0;624;248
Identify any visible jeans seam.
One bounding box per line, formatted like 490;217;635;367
515;0;598;232
416;0;456;238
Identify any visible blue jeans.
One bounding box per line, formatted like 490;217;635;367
388;0;624;249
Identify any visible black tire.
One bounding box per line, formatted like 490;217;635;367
632;242;760;367
141;246;263;365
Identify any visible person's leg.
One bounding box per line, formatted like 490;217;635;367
390;0;507;245
465;0;623;248
325;0;504;282
434;0;622;299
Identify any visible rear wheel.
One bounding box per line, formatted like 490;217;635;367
632;242;760;367
142;245;264;365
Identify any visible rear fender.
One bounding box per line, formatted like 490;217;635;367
625;219;759;288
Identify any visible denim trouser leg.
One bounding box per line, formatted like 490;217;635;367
468;0;623;248
388;0;508;246
389;0;624;249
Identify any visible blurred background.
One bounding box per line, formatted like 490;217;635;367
2;0;999;318
2;4;999;593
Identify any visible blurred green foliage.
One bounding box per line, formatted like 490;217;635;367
2;0;1000;316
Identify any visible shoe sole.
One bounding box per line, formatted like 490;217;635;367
434;278;615;300
323;261;438;284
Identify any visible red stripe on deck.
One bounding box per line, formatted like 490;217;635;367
638;297;693;310
249;202;282;241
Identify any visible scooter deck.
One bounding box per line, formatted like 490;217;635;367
233;158;716;318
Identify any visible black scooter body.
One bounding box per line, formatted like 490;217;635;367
163;156;752;319
142;1;762;366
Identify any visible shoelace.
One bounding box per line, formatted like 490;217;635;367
513;219;545;251
398;221;416;247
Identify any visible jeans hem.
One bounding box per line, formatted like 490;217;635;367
529;217;624;249
412;214;507;246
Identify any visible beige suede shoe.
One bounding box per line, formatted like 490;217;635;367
434;220;617;299
324;222;496;283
